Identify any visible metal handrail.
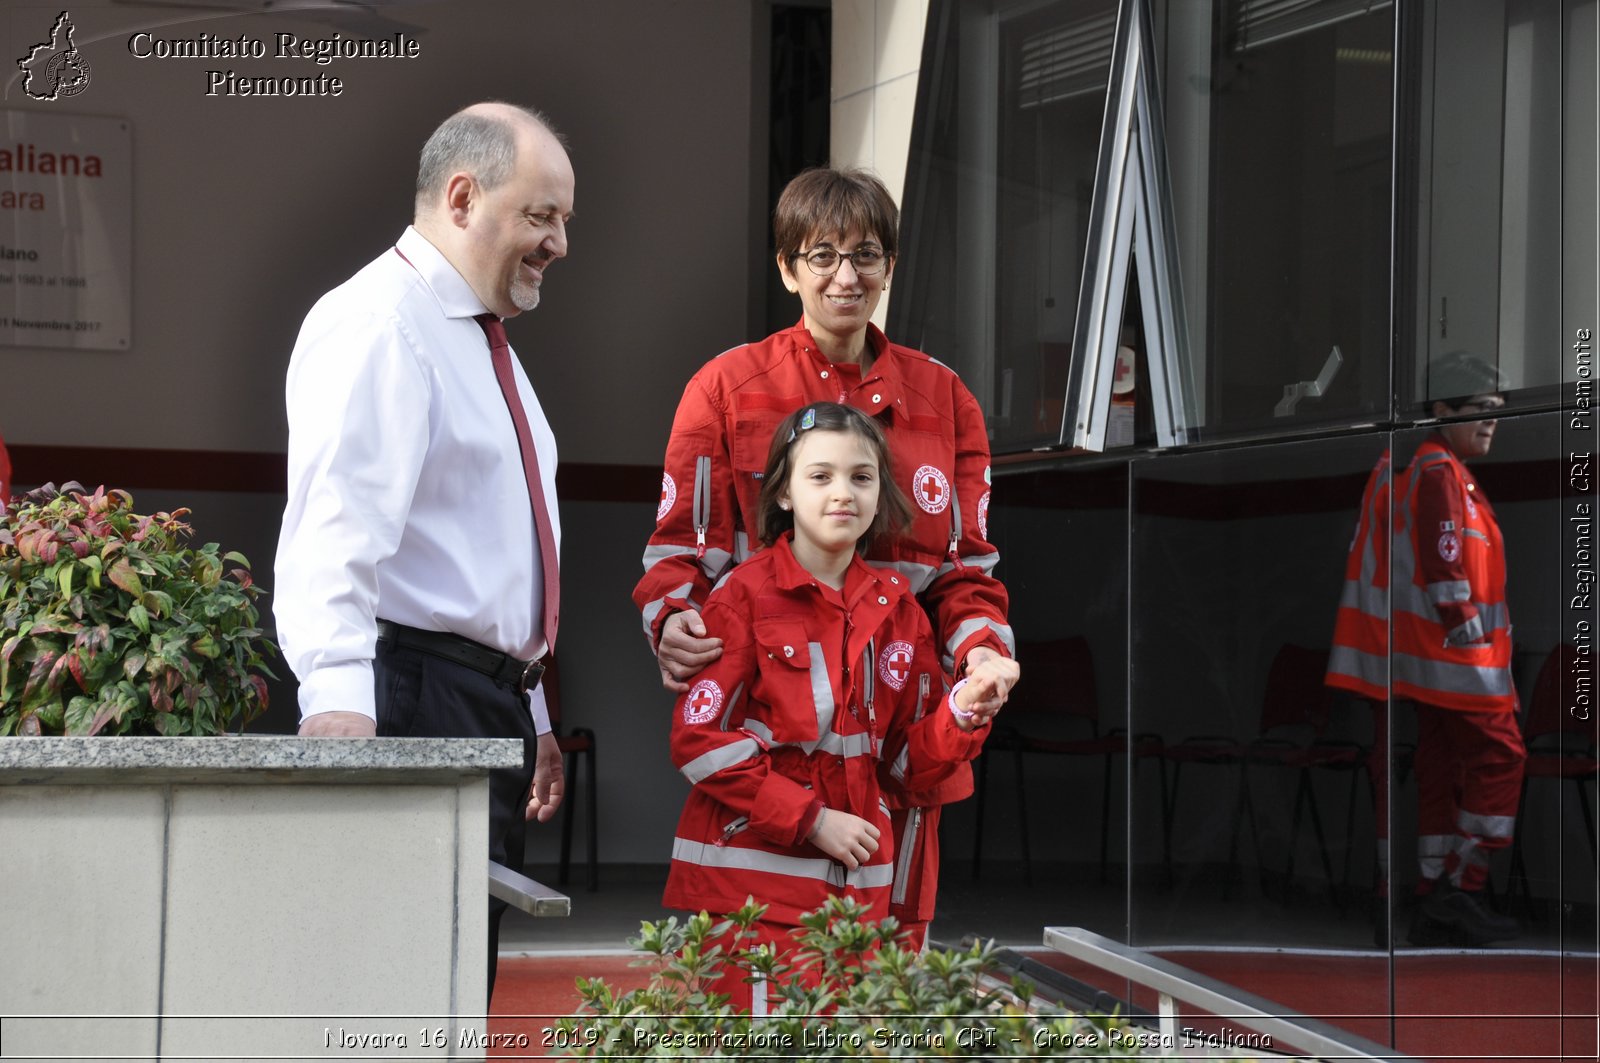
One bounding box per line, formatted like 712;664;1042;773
489;860;571;917
1044;927;1414;1061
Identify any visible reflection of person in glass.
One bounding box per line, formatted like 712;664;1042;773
1351;353;1526;945
1330;353;1526;945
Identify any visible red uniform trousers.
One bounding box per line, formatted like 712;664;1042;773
1412;702;1525;892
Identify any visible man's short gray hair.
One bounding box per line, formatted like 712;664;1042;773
414;104;560;212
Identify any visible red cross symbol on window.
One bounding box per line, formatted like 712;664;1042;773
886;650;912;684
921;475;943;504
690;689;717;716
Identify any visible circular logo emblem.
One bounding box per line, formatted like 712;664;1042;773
46;51;92;99
683;679;724;725
977;490;991;541
1437;532;1461;563
879;641;914;691
912;465;951;515
657;471;677;523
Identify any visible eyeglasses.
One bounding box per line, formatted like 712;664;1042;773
797;246;888;277
1454;398;1506;415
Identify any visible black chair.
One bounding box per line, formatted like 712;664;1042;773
1509;644;1598;911
542;657;599;891
973;636;1164;884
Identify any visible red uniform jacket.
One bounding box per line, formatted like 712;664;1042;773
635;321;1013;674
663;536;987;926
1326;450;1393;701
1392;437;1516;713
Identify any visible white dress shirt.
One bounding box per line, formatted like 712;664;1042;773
275;226;558;732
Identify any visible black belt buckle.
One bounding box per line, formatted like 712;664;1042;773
519;658;546;694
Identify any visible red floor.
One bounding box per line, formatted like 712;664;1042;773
488;950;1600;1061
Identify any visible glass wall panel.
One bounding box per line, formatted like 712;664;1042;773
894;0;1119;452
1386;412;1579;1057
1404;0;1588;414
1162;0;1396;440
944;461;1130;943
1127;434;1392;1044
897;0;1396;454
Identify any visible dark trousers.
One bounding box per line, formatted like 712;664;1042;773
374;638;536;1008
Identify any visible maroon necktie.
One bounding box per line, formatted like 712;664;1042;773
477;314;560;653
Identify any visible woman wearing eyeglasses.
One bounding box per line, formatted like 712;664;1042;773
635;167;1017;951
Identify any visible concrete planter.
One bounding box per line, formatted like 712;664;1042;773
0;736;523;1061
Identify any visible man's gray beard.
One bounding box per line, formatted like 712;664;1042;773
511;278;541;312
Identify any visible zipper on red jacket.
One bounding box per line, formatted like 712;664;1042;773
946;485;966;571
693;454;711;560
716;816;749;847
860;637;879;758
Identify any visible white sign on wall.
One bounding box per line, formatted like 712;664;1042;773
0;110;132;350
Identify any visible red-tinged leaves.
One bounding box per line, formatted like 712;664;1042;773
66;651;89;692
2;484;275;736
107;559;143;597
122;651;147;679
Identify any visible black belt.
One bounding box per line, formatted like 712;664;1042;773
376;620;546;693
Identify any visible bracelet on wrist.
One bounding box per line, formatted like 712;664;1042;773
947;678;975;722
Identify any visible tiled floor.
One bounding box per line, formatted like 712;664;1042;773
498;858;1577;956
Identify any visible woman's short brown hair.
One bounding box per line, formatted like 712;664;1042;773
756;402;914;552
773;168;899;264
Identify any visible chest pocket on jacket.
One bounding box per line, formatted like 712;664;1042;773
754;620;824;744
731;396;803;538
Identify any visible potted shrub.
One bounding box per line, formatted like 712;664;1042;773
549;897;1221;1059
0;482;276;736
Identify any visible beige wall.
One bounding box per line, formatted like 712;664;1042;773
830;0;929;329
0;0;759;467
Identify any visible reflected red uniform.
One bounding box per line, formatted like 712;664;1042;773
1396;438;1524;892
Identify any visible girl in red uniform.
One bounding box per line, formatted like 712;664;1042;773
663;402;1018;1013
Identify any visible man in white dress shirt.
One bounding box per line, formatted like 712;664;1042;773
274;101;571;1003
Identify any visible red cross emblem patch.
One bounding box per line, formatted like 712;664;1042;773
657;472;677;523
1437;532;1461;563
879;640;914;691
977;489;991;541
683;679;723;725
913;464;951;515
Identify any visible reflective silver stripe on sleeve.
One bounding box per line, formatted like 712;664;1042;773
671;837;896;890
642;582;699;639
943;617;1017;669
680;737;762;784
869;558;939;594
891;807;922;906
734;530;752;565
932;553;1001;583
1465;528;1490;543
643;544;697;572
1392;650;1513;697
1428;579;1472;604
1445;615;1486;646
889;743;910;784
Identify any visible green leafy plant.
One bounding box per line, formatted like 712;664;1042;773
552;896;1218;1058
0;482;276;736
